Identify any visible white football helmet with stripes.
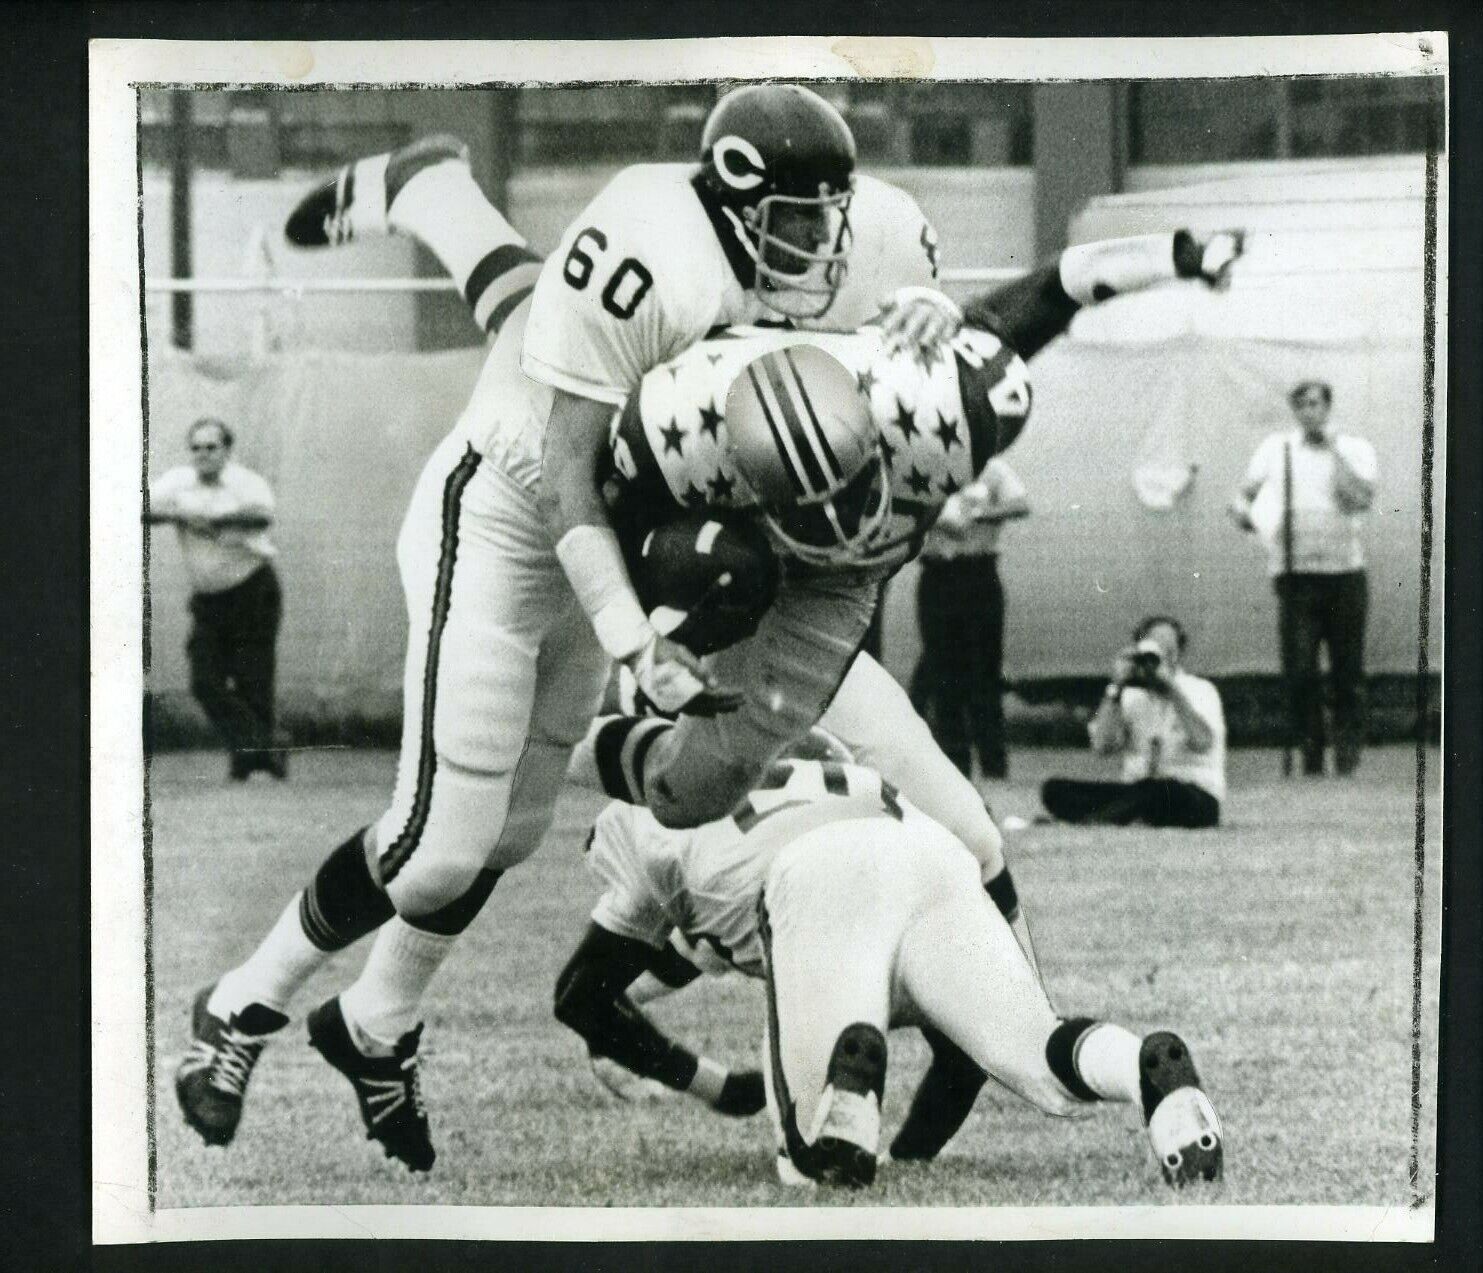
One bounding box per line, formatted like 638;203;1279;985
723;344;891;567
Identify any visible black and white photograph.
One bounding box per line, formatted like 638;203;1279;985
89;35;1446;1244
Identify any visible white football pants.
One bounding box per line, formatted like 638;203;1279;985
759;815;1080;1154
372;431;611;917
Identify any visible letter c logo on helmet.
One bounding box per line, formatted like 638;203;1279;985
711;135;767;192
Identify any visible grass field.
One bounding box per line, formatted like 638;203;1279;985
148;744;1440;1213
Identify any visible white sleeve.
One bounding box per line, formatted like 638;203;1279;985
520;188;681;405
1340;436;1379;484
1243;435;1277;492
239;468;276;511
147;466;187;511
988;458;1027;504
587;804;674;948
1186;677;1226;741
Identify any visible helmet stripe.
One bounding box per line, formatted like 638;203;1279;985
779;349;844;483
758;353;830;495
745;362;810;497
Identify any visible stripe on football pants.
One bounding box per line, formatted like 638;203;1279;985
758;892;820;1179
379;444;484;885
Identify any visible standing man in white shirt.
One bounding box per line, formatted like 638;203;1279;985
910;458;1030;780
1041;616;1226;829
147;417;286;781
1229;380;1378;776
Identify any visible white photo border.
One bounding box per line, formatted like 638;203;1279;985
90;33;1447;1246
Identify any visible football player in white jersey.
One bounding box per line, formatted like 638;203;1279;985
555;753;1224;1190
177;85;948;1173
277;126;1238;984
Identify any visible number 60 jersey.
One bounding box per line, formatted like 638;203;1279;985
599;318;1033;573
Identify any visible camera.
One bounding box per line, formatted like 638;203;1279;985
1125;641;1165;688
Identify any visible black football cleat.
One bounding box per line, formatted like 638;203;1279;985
804;1023;887;1188
175;985;287;1146
306;997;436;1173
284;134;469;248
1140;1031;1224;1188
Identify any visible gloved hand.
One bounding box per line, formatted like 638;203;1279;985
877;285;964;356
626;632;741;717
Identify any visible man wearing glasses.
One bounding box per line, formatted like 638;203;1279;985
1229;380;1378;776
147;417;287;780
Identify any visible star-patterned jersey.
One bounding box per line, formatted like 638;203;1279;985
455;166;939;489
599;321;1032;571
586;759;944;976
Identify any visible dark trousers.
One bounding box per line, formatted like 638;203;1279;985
187;563;283;773
1041;777;1220;829
909;554;1007;779
1276;570;1368;774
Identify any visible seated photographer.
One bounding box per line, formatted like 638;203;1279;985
1040;617;1225;830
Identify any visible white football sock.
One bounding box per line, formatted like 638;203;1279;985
338;916;458;1055
1058;233;1177;306
342;151;391;240
208;894;328;1019
1071;1022;1144;1106
386;159;541;333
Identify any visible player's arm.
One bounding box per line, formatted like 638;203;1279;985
552;921;763;1116
541;392;740;716
960;229;1244;364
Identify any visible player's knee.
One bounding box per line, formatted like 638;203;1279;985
403;867;503;936
387;853;492;924
648;758;755;828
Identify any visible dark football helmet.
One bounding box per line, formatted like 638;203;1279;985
699;84;857;319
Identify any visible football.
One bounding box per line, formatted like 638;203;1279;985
628;510;780;655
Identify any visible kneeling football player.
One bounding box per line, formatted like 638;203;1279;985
559;750;1224;1190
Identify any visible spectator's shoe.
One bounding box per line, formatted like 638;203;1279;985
306;997;436;1173
802;1023;886;1188
1302;747;1326;777
175;985;287;1146
1335;742;1362;776
263;749;290;781
228;755;253;782
284;135;469;248
1140;1031;1223;1187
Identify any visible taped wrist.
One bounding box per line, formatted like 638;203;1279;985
687;1056;730;1106
555;524;655;660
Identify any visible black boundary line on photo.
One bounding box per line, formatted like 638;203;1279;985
8;3;1472;1273
135;83;160;1216
1407;113;1439;1210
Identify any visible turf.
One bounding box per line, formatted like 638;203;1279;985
148;744;1441;1211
